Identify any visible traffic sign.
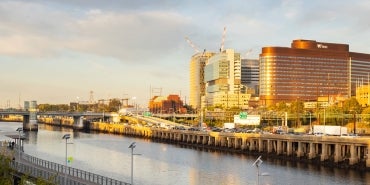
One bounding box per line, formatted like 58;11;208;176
239;112;248;119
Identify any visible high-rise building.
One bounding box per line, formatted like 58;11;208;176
241;59;259;96
204;49;251;109
260;39;370;106
189;51;215;110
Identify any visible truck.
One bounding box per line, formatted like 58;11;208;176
160;122;169;129
223;123;235;129
312;125;347;136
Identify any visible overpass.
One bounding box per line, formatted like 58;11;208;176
152;113;197;119
0;110;115;131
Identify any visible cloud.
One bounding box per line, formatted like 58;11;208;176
0;1;193;64
0;1;72;58
67;9;192;64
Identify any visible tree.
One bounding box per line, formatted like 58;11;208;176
1;149;57;185
38;104;70;112
108;98;122;112
0;151;13;185
361;107;370;122
325;105;342;125
20;174;57;185
275;102;290;113
342;97;362;113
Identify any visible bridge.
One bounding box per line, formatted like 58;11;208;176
152;113;198;119
0;109;198;131
0;110;115;131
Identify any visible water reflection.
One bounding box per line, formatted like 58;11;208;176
1;122;370;185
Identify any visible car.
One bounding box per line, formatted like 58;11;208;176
275;130;285;135
314;132;324;136
341;133;358;138
188;127;200;131
173;126;186;130
211;127;222;132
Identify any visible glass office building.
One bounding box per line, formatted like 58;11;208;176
260;39;370;106
204;49;250;109
241;59;259;96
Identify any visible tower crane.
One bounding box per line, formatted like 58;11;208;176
220;26;226;52
243;49;253;59
185;37;200;53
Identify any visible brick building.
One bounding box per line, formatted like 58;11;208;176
148;94;186;114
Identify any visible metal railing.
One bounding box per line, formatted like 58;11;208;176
14;152;130;185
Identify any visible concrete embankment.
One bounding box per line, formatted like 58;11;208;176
27;118;370;171
81;121;370;171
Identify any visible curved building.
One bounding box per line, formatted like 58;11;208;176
260;39;370;106
189;51;215;110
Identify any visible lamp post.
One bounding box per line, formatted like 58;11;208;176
132;97;138;123
76;96;80;112
323;109;326;135
16;127;23;161
354;112;357;135
349;110;357;135
128;142;136;185
253;156;269;185
351;110;357;135
306;111;312;134
62;134;72;185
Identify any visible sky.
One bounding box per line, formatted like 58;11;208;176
1;0;370;108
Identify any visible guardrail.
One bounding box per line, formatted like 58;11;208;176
16;152;130;185
12;161;69;184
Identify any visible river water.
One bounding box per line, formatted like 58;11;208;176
1;121;369;185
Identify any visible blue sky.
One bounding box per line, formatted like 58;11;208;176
1;0;370;107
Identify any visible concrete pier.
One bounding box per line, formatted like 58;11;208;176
86;122;370;169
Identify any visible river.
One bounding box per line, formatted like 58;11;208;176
1;121;369;185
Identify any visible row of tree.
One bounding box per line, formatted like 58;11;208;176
35;97;370;128
197;97;368;128
38;98;123;112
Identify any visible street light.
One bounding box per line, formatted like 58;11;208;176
16;127;23;161
132;97;138;123
128;142;136;185
349;110;357;135
62;134;72;185
306;111;312;134
253;156;269;185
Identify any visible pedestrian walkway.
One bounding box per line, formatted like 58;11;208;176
2;138;130;185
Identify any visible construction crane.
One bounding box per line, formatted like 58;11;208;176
243;49;253;59
185;37;200;53
220;26;227;52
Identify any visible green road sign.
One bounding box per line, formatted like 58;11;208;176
239;112;248;119
143;111;152;117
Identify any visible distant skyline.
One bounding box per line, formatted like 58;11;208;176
1;0;370;107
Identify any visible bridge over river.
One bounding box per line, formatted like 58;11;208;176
0;110;198;132
0;110;117;131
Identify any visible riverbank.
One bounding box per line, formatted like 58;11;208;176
9;118;370;172
45;120;370;171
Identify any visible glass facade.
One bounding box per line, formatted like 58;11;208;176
260;40;354;106
204;49;249;108
241;59;259;96
350;56;370;96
